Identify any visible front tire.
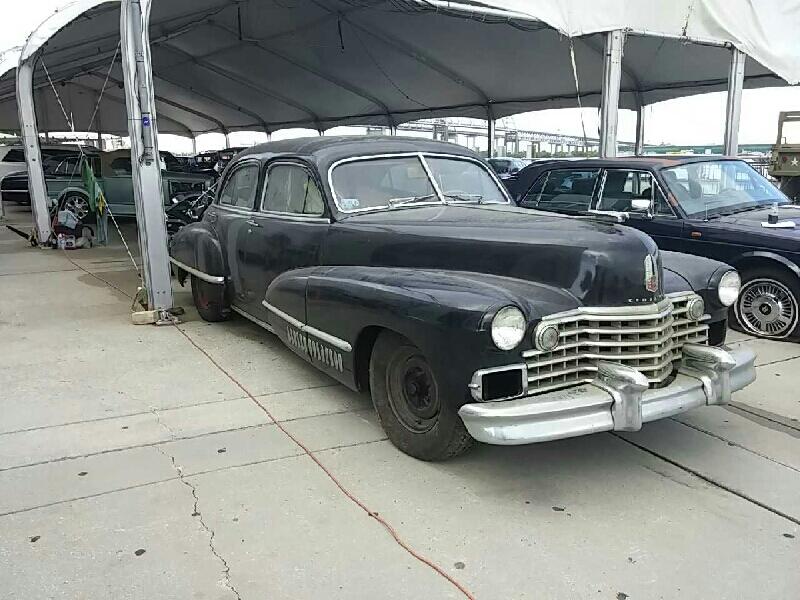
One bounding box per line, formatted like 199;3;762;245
733;267;800;340
369;331;473;461
191;275;230;322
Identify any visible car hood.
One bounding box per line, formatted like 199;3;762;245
708;204;800;237
325;204;662;307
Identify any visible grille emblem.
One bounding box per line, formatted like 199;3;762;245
644;255;659;293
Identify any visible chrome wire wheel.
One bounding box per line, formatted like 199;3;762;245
63;194;90;220
736;277;799;338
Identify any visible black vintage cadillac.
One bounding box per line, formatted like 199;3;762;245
169;137;756;461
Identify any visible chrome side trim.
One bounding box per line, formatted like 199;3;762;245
169;257;225;285
231;305;274;334
261;300;353;352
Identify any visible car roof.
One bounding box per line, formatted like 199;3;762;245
237;135;479;170
521;155;744;172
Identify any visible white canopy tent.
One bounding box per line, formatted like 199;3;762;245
2;0;799;318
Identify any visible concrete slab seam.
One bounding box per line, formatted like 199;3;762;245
612;432;800;526
670;417;800;474
0;423;272;473
729;401;800;434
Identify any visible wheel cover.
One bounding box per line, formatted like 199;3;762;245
736;278;798;338
386;351;440;434
64;195;90;220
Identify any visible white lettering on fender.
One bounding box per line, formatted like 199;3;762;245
285;325;343;372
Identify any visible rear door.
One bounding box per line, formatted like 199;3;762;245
208;160;263;311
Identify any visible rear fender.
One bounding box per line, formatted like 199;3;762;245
168;221;226;286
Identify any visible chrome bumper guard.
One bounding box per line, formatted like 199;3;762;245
458;343;756;445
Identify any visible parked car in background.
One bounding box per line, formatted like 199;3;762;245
0;149;213;218
169;136;754;461
0;144;93;196
511;157;800;340
488;156;528;185
189;147;246;178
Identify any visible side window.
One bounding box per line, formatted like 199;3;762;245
525;169;599;211
219;164;260;209
262;164;324;216
519;172;548;206
109;157;133;176
653;184;675;217
597;169;654;212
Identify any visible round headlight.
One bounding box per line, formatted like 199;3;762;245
534;323;560;352
718;270;741;307
491;306;527;350
686;296;705;320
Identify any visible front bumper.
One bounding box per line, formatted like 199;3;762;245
458;343;756;445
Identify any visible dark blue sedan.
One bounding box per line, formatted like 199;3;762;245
510;156;800;341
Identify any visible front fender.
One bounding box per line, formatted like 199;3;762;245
267;266;580;407
168;221;226;285
733;250;800;279
661;250;733;322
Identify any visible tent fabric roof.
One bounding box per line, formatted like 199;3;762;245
0;0;797;137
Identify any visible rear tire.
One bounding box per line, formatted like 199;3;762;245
369;331;473;461
191;275;230;322
732;266;800;340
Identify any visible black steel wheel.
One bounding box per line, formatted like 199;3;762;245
369;331;473;461
191;275;231;322
733;268;800;340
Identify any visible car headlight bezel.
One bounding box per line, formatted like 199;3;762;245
686;295;706;320
718;270;741;307
533;322;560;352
491;306;527;351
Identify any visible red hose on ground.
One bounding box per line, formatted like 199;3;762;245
62;252;477;600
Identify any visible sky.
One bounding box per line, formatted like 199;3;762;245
3;0;800;153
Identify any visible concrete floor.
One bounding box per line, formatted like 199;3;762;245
1;204;799;600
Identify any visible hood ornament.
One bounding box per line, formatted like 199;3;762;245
644;255;659;293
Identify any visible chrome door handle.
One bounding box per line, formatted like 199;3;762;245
246;219;261;228
207;210;217;222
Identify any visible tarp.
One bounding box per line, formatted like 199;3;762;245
0;0;797;137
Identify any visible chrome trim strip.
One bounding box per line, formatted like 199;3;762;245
231;305;274;333
327;151;512;214
169;257;225;285
261;300;352;352
261;300;304;329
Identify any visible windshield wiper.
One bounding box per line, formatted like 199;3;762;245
443;192;484;204
386;193;439;208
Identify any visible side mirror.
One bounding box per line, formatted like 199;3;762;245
631;198;651;212
510;167;520;175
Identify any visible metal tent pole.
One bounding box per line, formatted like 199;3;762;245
16;56;52;244
486;106;496;158
191;135;197;155
599;30;624;158
723;47;746;156
634;103;645;156
121;0;175;315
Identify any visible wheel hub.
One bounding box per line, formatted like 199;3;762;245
387;353;440;433
738;278;798;338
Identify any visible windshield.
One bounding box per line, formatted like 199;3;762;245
330;154;508;212
662;160;789;218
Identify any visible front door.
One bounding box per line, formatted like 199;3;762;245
239;161;329;323
594;168;686;251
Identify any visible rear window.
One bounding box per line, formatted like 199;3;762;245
2;149;26;163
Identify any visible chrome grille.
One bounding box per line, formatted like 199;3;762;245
522;293;709;395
